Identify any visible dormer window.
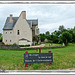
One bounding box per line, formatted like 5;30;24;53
17;30;20;35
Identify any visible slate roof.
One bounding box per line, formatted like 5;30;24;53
3;17;38;30
27;19;38;28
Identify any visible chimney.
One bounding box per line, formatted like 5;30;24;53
22;11;26;19
9;14;13;22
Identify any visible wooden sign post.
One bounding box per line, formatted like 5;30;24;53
39;48;41;53
25;51;28;67
49;50;52;65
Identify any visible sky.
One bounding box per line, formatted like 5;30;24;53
0;4;75;34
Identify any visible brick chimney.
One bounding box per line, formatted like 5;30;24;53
22;11;26;19
9;14;13;22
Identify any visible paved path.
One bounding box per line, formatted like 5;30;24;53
20;44;45;48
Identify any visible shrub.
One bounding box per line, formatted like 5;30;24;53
19;44;30;47
12;43;18;46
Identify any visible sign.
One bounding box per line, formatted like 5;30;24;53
24;53;53;63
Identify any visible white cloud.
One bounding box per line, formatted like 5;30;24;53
0;4;75;34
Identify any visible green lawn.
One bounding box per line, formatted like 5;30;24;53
45;43;62;47
0;43;75;70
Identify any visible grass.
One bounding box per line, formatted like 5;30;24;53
0;43;75;70
45;43;62;47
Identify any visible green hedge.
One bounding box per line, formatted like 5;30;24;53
19;44;30;47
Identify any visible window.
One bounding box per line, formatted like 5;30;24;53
10;32;12;34
17;30;20;35
10;40;11;42
6;40;7;42
6;32;7;34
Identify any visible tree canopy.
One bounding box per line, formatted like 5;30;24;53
40;25;75;46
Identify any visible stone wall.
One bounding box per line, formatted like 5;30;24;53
0;45;20;49
0;45;64;50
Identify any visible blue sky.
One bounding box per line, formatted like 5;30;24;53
0;4;75;34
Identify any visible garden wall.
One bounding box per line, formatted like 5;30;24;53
0;45;65;50
0;45;20;49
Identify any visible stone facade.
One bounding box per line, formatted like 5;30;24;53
3;30;14;44
13;11;32;45
3;11;39;45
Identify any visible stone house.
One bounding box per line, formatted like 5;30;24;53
3;11;39;45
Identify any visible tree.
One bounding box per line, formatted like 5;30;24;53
45;31;50;41
33;35;39;43
50;34;58;43
40;33;46;42
62;31;72;46
0;33;2;37
59;25;65;32
52;35;58;43
52;30;57;35
0;33;2;42
72;27;75;42
45;31;50;36
33;35;39;45
67;27;75;43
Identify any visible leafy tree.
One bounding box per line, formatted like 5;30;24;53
52;30;57;35
33;35;39;43
59;25;64;31
50;34;58;43
59;25;66;32
45;31;50;36
72;27;75;42
40;33;46;42
0;33;2;42
53;35;58;43
62;31;72;46
56;31;62;36
32;35;39;45
67;27;75;43
0;33;2;37
45;31;51;41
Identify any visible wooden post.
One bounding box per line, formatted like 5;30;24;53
51;42;52;45
25;51;28;67
36;48;38;52
49;50;52;65
49;44;50;47
39;48;41;53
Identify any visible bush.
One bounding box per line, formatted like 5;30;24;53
19;44;30;47
12;43;18;46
